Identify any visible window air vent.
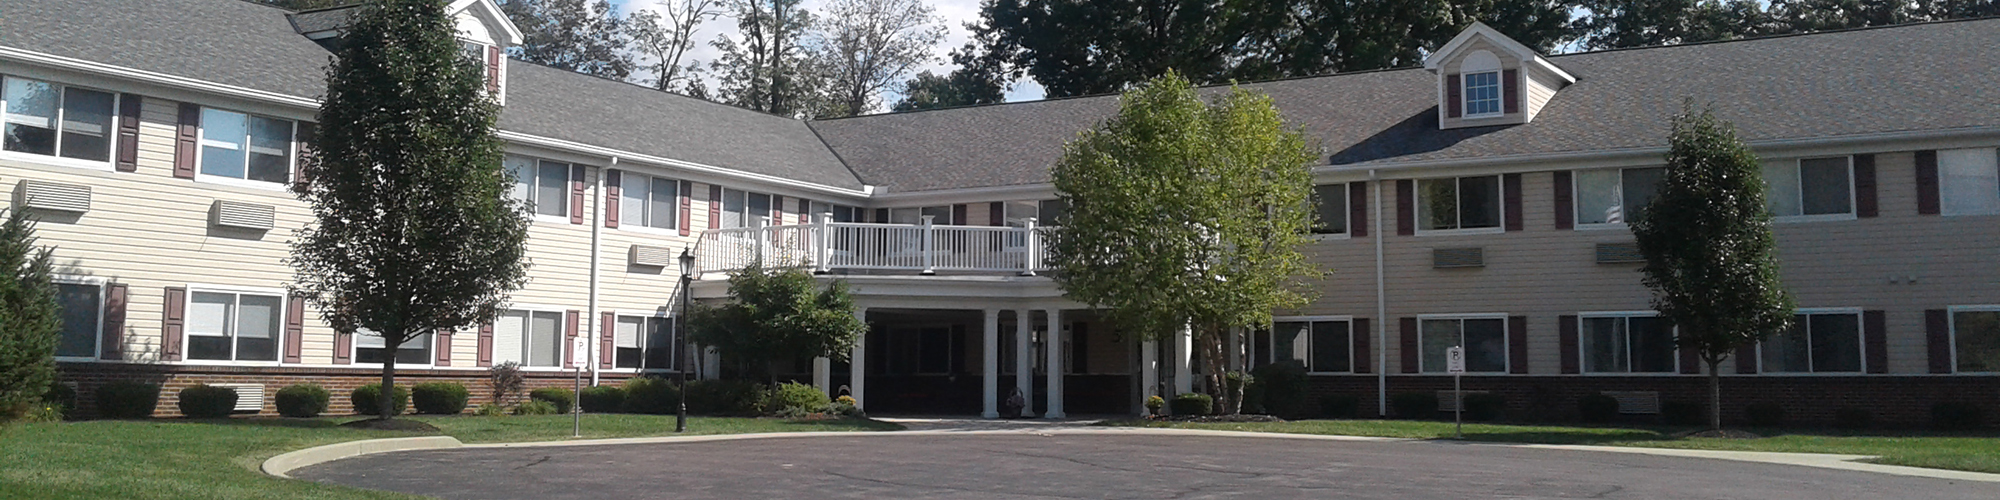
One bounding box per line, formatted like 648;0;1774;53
1432;247;1485;268
211;200;276;230
1595;242;1645;264
205;383;266;413
1602;390;1662;414
15;180;91;213
630;244;677;268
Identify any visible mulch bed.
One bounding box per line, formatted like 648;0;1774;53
338;418;443;432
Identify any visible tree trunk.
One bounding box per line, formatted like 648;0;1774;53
380;342;399;421
1707;359;1722;430
1199;328;1225;415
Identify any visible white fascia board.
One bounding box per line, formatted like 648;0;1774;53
1423;22;1577;84
866;183;1055;207
1317;125;2000;178
495;130;874;200
449;0;524;47
0;46;320;109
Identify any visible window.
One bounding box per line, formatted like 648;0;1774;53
198;108;294;184
1417;175;1501;231
1;76;116;163
1950;307;2000;373
716;189;773;228
494;309;565;368
1420;316;1507;373
1463;71;1502;117
1269;319;1352;373
1759;311;1862;373
1765;157;1853;219
186;291;282;362
1004;201;1038;226
1940;148;2000;216
1038;199;1069;225
1579;314;1675;373
809;201;859;223
459;41;486;73
888;206;952;225
614;315;678;370
54;281;103;359
355;329;433;365
505;155;570;217
1574;167;1665;226
1311;184;1348;235
620;173;681;230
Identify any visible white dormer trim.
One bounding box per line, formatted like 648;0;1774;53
448;0;524;48
1423;22;1575;84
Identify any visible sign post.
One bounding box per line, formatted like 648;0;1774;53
1446;346;1465;439
572;334;590;438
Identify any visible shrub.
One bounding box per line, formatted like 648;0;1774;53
96;381;161;419
580;385;627;413
1144;395;1166;415
1931;401;1986;430
41;382;76;420
177;385;238;419
1390;392;1436;419
412;382;470;415
21;402;62;423
351;383;409;417
1578;394;1620;423
765;382;829;417
1248;360;1309;418
1833;407;1874;430
1461;393;1506;422
488;362;525;406
1170;393;1213;416
474;403;506;416
511;399;559;415
1744;402;1786;427
274;384;330;418
682;380;768;416
1661;401;1704;426
529;388;575;414
1222;371;1252;414
621;377;680;415
829;395;862;417
1317;394;1359;419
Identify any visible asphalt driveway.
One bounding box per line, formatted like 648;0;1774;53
293;433;1998;499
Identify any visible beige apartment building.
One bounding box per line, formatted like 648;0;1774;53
3;0;1995;424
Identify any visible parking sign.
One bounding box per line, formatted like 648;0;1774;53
1446;346;1466;373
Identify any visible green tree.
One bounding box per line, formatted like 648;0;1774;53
1045;72;1322;411
629;0;725;91
501;0;638;80
688;262;866;381
0;209;58;423
890;69;1004;111
1573;0;1782;50
815;0;948;117
710;0;828;117
1629;103;1794;430
292;0;533;420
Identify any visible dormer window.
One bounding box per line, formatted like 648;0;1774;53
1424;23;1576;129
1463;71;1502;117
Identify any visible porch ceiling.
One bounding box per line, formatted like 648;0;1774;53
689;274;1088;310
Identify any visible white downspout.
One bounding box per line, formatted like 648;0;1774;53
1372;169;1387;417
588;157;613;387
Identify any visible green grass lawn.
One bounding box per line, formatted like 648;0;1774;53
0;414;902;500
1106;419;2000;474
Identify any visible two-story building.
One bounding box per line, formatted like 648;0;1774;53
4;0;1995;424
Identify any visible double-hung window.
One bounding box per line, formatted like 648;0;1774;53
808;201;859;223
1310;184;1348;235
717;189;773;228
186;290;282;363
614;315;678;370
1949;307;2000;373
355;329;433;365
1759;310;1862;373
1574;167;1666;226
494;309;565;368
1579;313;1676;373
620;173;681;230
53;280;104;359
1940;148;2000;216
506;155;571;218
1462;71;1502;117
1765;157;1853;220
1038;199;1069;226
198;108;294;185
888;206;953;225
1417;175;1502;232
1;75;116;164
1267;319;1353;373
1419;316;1507;373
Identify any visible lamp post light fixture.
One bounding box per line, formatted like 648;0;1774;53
676;247;694;433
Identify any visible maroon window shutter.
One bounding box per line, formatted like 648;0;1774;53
1680;340;1701;374
115;94;141;172
798;198;810;224
1853;154;1878;218
477;321;495;367
1926;309;1952;373
435;328;453;367
1351;318;1371;374
708;185;722;229
1502;69;1520;114
678;181;693;236
772;195;786;224
952;204;968;225
1399;318;1419;373
1503;173;1523;231
1916;150;1940;215
600;312;616;370
1445;74;1462;119
1347;182;1368;237
1558;315;1579;374
569;165;586;225
604;169;621;228
1507;316;1528;374
989;202;1005;226
100;284;128;359
293;122;316;192
486;45;501;94
1553;171;1574;230
283;295;305;364
1395;180;1414;236
161;287;186;361
564;310;580;369
333;331;352;365
173;103;200;178
1735;345;1758;374
1863;310;1886;374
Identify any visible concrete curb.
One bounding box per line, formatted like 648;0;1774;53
1505;443;2000;483
262;436;464;478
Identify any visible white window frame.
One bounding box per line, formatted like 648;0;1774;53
1947;305;2000;374
0;75;120;171
1414;175;1506;236
179;284;288;367
1415;313;1510;374
618;172;683;234
350;327;438;369
192;107;296;191
1309;183;1352;240
1575;311;1681;376
507;155;573;223
51;275;107;362
1938;147;2000;217
1270;315;1355;374
612;312;682;372
1571;166;1667;230
1461;70;1504;119
494;304;570;371
1767;156;1857;223
1754;307;1866;375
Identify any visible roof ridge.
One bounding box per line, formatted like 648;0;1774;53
506;59;813;124
1553;13;2000;59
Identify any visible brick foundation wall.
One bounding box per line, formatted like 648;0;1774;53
58;362;640;418
1305;375;2000;428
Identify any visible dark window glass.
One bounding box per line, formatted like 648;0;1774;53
1953;311;2000;373
1311;184;1347;234
1463;318;1507;372
1458;175;1501;228
59;88;114;162
55;283;101;358
1273;322;1306;365
1621;167;1666;222
1628;316;1677;373
1310;320;1350;372
1809;314;1861;372
3;77;58;156
1800;158;1852;215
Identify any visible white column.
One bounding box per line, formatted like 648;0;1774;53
812;357;830;396
1044;308;1065;419
982;309;1000;418
1014;309;1035;417
702;346;721;380
1140;339;1159;416
850;308;867;411
1226;327;1242;372
1173;323;1193;395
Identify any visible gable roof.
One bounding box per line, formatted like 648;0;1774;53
1423;21;1576;84
813;17;2000;193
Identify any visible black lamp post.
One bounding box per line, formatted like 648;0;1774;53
676;248;694;433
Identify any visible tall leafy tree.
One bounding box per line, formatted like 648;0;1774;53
1572;0;1780;50
1046;72;1322;411
710;0;827;117
1630;103;1794;430
890;69;1005;111
0;209;58;423
688;262;866;381
814;0;949;117
293;0;533;420
630;0;725;91
501;0;638;80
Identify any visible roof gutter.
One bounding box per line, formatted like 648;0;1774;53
1317;125;2000;175
495;131;873;199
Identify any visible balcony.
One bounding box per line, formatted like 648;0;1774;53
695;216;1050;277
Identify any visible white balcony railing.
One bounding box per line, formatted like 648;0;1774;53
696;215;1048;276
